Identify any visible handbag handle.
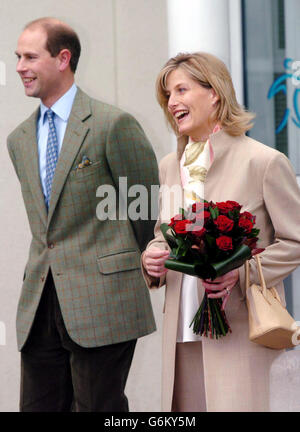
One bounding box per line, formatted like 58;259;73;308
245;254;267;298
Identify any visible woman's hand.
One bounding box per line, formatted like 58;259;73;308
201;269;239;310
142;247;170;278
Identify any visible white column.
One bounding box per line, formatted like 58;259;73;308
229;0;244;105
167;0;244;146
167;0;230;66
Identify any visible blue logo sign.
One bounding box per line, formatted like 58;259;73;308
267;58;300;133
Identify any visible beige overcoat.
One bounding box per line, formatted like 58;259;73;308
142;129;300;412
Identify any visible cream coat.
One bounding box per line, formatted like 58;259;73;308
142;129;300;412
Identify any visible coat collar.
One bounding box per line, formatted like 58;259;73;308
176;129;245;163
20;87;91;227
176;129;247;200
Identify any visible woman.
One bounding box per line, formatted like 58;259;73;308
142;52;300;412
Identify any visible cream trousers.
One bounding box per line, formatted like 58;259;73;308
172;341;207;412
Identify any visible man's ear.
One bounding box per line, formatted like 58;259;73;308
58;49;72;72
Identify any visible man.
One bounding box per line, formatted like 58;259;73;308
7;17;158;412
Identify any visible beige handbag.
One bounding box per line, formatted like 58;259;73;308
245;255;300;349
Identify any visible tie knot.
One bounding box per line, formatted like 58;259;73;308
46;109;55;123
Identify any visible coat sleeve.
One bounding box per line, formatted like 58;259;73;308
106;111;159;253
141;158;171;289
7;137;20;181
238;151;300;292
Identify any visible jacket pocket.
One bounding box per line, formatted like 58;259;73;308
71;160;102;180
97;249;141;274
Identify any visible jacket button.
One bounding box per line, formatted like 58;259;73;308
48;243;55;249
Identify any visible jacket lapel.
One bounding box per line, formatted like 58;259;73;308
20;108;48;225
47;88;91;227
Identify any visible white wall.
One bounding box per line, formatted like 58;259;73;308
0;0;172;412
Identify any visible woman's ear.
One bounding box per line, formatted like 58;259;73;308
210;88;219;106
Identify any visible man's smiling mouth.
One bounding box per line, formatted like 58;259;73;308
23;77;37;84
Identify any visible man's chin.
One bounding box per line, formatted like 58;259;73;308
24;88;39;98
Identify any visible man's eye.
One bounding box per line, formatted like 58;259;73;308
178;88;186;93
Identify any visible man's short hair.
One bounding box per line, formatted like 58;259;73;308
25;18;81;73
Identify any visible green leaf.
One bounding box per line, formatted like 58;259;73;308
205;234;215;249
209;207;217;219
160;223;178;249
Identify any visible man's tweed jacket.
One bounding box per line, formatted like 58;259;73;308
7;88;158;350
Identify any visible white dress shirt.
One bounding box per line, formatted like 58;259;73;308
176;138;212;343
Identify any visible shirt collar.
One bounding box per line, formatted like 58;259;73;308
40;83;77;123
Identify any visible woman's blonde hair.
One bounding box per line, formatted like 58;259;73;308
156;52;255;136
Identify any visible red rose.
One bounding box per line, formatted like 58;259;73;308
216;236;233;251
240;211;256;223
173;219;193;234
191;226;206;238
194;210;211;225
203;211;211;222
191;202;205;213
216;202;232;214
214;215;234;232
168;214;183;227
216;201;242;213
226;200;242;211
238;218;253;234
244;237;258;250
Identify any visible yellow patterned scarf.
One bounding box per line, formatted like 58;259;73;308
184;140;207;183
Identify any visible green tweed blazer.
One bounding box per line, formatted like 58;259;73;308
7;88;158;350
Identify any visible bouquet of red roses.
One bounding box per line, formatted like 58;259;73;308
160;200;264;339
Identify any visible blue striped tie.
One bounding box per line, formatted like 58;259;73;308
45;109;59;209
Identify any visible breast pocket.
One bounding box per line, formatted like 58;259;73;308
70;160;102;181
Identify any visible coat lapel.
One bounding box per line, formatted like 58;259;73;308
47;88;91;227
20;108;48;225
176;130;246;201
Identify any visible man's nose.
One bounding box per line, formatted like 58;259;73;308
16;58;26;73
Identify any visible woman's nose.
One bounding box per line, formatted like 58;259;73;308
168;93;177;111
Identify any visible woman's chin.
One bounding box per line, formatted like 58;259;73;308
178;123;192;137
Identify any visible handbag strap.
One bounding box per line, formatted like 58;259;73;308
245;254;267;298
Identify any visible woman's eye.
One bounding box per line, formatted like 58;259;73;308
178;88;186;93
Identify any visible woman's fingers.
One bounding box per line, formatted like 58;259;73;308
204;269;240;310
221;294;230;311
147;263;167;272
207;286;232;310
202;269;239;292
147;268;168;278
145;248;170;259
143;247;170;277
